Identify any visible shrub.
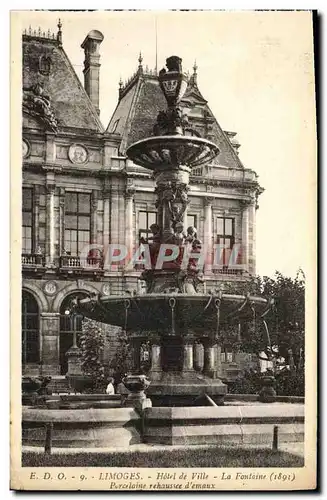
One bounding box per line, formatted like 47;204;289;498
275;368;304;396
79;318;106;393
109;332;134;384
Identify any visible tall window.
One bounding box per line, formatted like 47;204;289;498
138;211;157;241
22;291;39;365
187;214;197;229
64;193;91;255
216;217;235;265
22;188;33;253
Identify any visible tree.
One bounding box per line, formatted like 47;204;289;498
221;270;305;367
79;318;106;392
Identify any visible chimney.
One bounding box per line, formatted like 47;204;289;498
81;30;104;115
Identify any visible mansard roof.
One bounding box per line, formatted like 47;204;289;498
106;65;244;169
22;32;104;134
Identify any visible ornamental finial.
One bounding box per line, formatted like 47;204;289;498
57;18;62;44
192;60;198;86
193;59;198;73
138;51;143;67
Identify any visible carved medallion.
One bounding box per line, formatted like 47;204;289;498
68;144;88;165
22;139;30;159
102;284;110;296
44;281;57;296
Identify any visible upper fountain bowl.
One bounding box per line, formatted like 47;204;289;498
126;135;220;171
126;55;220;171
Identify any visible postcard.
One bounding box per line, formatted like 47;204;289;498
10;9;317;491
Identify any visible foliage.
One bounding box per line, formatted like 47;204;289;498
228;367;304;397
275;367;305;396
79;318;106;393
227;369;260;395
109;331;134;384
220;270;305;365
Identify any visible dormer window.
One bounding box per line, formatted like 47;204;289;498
39;55;51;76
112;119;120;133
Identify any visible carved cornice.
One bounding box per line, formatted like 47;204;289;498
41;164;63;174
190;175;263;191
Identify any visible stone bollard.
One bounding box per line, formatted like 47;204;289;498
258;373;277;403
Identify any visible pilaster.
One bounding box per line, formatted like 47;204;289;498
203;197;213;274
125;182;135;260
33;185;40;252
91;190;98;244
58;187;65;255
45;175;56;266
40;312;60;375
241;200;250;273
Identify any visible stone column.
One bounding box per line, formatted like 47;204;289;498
202;338;217;378
215;344;222;377
58;188;65;256
149;336;162;377
125;185;135;260
91;190;98;245
45;180;55;266
193;341;204;372
33;185;40;252
203;197;213;274
110;186;120;245
248;199;257;275
241;201;250;273
182;335;195;372
103;188;110;270
40;313;60;375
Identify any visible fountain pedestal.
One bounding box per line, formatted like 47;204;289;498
122;374;152;411
66;346;83;376
145;333;226;406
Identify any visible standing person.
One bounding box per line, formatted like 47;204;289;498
105;377;115;395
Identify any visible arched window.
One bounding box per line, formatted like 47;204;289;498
22;291;40;366
59;292;88;375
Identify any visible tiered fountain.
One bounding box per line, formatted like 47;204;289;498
75;56;272;406
23;57;304;450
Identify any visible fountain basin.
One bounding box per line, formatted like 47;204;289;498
22;407;141;448
77;293;269;332
126;135;219;170
22;402;304;449
143;404;304;446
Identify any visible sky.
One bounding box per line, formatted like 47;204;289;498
16;10;317;279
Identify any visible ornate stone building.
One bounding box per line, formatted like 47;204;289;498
22;22;263;383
